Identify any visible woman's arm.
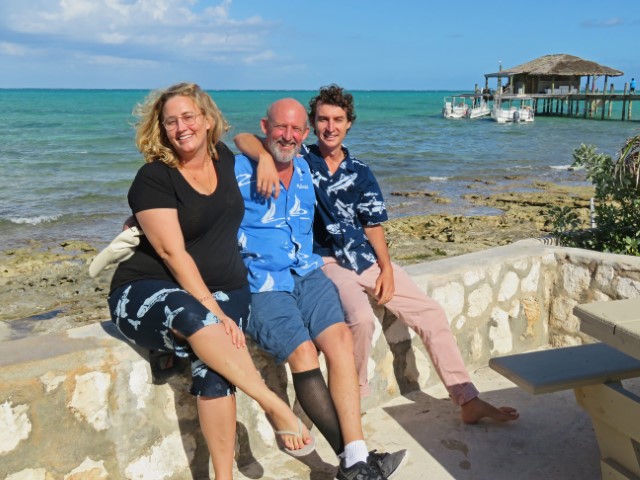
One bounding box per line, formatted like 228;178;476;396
234;133;280;199
136;208;245;347
363;224;395;305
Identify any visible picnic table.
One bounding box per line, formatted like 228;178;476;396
574;298;640;479
489;298;640;480
576;298;640;362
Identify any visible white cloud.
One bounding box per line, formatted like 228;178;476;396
242;50;276;65
0;42;32;56
79;52;161;68
0;0;271;61
59;0;101;20
581;17;626;28
100;33;129;45
203;0;231;20
6;1;201;34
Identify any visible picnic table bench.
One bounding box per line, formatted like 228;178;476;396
490;338;640;479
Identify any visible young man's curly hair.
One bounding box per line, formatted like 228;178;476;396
308;84;357;135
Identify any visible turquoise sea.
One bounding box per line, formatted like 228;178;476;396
1;89;639;252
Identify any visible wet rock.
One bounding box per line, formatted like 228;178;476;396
0;181;595;335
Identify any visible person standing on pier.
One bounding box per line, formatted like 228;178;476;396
234;85;520;425
631;78;636;94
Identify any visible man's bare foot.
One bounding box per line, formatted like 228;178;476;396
461;397;519;424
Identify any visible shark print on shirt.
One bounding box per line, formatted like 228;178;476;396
302;143;389;274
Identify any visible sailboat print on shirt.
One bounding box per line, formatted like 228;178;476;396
258;273;275;292
289;195;309;217
261;203;286;227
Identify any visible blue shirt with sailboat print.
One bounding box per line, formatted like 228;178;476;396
235;154;322;293
303;143;388;274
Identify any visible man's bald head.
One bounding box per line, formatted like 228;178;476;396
261;98;310;164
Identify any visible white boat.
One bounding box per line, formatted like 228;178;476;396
442;94;491;119
490;95;535;123
467;98;491;119
442;96;469;119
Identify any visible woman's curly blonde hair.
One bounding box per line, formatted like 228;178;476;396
134;82;230;167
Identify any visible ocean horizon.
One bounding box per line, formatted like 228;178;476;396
1;88;639;252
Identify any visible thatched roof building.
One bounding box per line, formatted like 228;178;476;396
484;54;624;95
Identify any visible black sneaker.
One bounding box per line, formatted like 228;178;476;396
367;449;408;479
335;459;384;480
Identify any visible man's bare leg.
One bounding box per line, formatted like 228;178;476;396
314;323;364;444
461;397;520;424
287;339;322;373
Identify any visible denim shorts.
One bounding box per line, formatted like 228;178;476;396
247;268;345;364
108;279;250;398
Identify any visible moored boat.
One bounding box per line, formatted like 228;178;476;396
442;96;469;119
467;98;490;119
490;95;535;123
443;94;491;119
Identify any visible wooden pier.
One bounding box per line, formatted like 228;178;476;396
531;92;635;121
482;54;638;121
487;92;636;121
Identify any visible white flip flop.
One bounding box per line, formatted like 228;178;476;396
276;417;316;457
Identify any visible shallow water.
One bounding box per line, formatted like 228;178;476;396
1;89;638;251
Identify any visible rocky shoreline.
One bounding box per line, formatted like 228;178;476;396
386;180;593;263
0;180;594;342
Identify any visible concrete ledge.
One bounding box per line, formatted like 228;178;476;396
0;320;306;479
0;322;206;478
2;242;640;478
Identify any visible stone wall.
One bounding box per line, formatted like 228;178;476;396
359;241;640;410
2;241;640;479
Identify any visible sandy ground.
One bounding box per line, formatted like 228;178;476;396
0;180;594;342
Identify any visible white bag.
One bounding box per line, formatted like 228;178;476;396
89;227;143;277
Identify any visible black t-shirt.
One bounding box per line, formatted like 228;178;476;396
110;142;247;293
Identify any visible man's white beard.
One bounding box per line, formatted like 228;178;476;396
268;138;300;164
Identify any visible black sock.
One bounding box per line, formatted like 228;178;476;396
292;368;344;455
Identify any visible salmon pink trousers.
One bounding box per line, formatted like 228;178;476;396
321;257;479;406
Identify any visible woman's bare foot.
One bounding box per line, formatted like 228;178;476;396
268;408;314;453
461;397;519;424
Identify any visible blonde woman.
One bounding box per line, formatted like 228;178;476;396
108;83;313;479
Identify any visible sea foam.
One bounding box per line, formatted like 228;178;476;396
7;214;62;225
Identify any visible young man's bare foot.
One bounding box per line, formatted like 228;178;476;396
461;397;519;424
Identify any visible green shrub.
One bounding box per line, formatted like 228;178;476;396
546;134;640;255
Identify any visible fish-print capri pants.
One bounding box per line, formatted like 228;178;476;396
108;279;250;397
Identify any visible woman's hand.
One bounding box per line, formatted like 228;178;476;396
217;312;247;348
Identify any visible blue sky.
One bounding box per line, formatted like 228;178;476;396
1;0;637;90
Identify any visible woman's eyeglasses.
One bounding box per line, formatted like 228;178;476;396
162;112;202;130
